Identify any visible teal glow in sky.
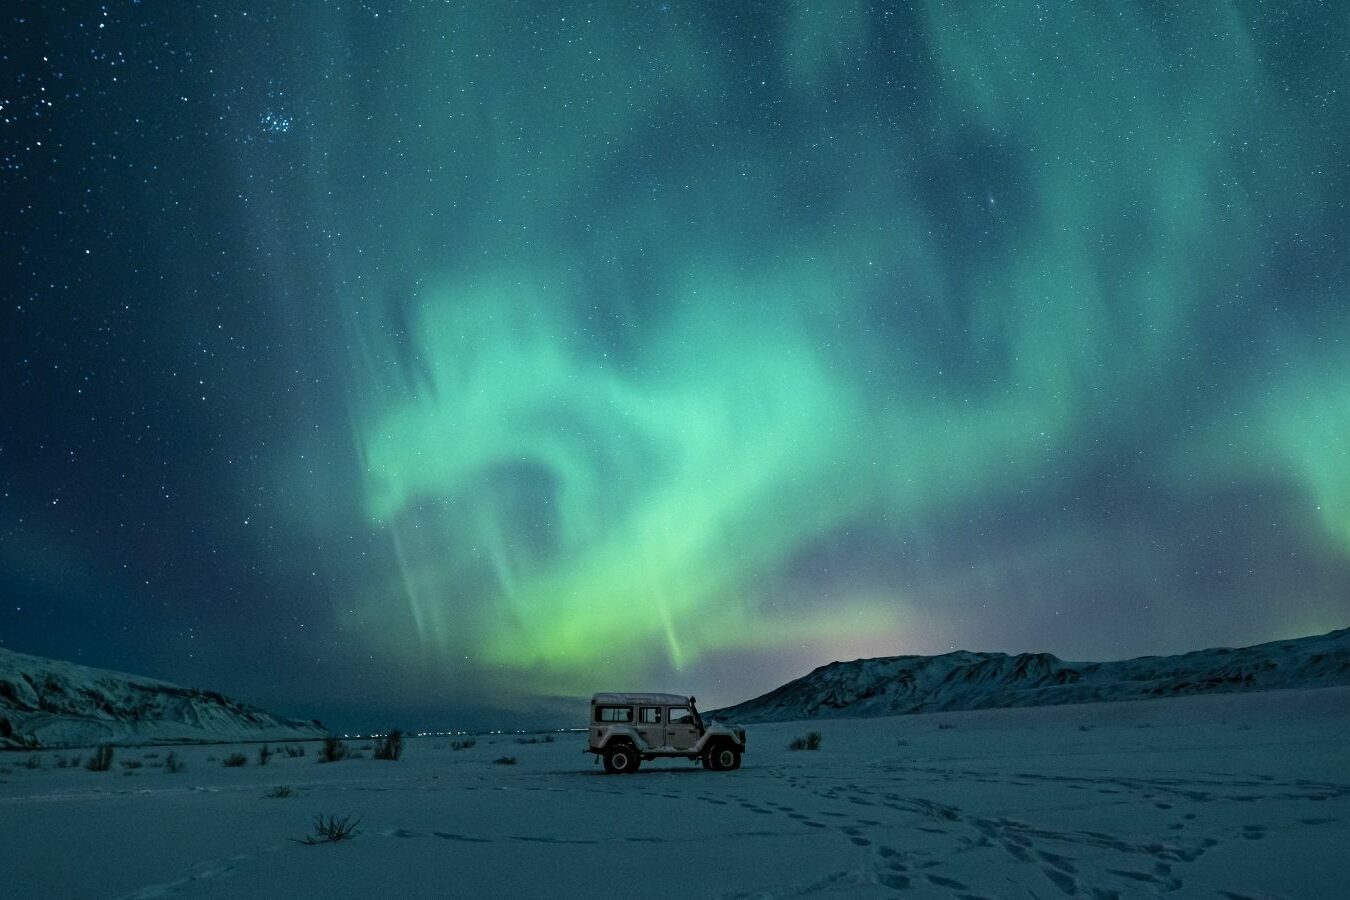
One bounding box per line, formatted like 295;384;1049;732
4;1;1348;727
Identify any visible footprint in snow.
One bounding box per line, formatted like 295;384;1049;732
878;872;911;891
1042;867;1077;895
1038;851;1077;876
926;874;969;890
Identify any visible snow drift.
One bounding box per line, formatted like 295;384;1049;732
0;647;326;749
714;627;1350;723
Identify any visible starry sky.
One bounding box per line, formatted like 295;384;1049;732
3;1;1348;731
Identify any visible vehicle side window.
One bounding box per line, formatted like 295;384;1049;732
667;707;692;725
638;707;662;724
595;705;633;723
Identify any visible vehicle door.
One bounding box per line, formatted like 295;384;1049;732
665;706;699;750
635;706;664;749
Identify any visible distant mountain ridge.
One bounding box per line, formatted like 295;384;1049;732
0;647;326;749
713;628;1350;724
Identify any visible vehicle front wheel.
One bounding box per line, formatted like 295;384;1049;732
603;744;640;774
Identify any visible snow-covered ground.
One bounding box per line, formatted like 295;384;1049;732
2;687;1346;898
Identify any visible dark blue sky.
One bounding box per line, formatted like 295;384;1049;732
3;1;1348;731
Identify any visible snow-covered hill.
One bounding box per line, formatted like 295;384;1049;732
0;647;326;749
713;628;1350;723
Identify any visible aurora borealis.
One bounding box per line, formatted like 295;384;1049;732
3;2;1348;728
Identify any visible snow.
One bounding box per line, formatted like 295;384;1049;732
0;648;326;750
3;686;1346;897
593;691;693;705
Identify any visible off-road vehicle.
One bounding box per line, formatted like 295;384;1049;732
584;693;746;774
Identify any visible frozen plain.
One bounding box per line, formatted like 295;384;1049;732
2;687;1346;899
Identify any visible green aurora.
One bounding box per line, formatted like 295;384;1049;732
269;1;1350;699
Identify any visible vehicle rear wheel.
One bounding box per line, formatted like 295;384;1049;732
603;744;639;774
713;745;740;772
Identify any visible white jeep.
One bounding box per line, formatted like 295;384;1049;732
584;693;746;774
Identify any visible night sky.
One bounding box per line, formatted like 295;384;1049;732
3;1;1348;731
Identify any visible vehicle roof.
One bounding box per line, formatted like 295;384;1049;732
591;692;691;706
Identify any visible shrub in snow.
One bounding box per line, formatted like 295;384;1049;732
121;759;143;770
294;814;361;844
492;756;517;765
787;731;823;751
284;745;305;758
23;754;41;770
319;736;348;763
265;785;294;798
258;744;272;766
937;723;956;730
222;753;248;768
374;730;404;761
450;738;476;751
87;745;115;771
164;752;185;773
